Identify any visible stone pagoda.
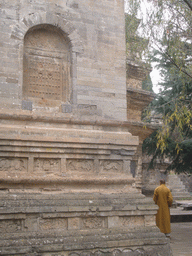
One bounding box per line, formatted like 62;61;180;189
0;0;171;255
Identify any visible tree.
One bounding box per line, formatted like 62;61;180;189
125;0;192;173
142;50;192;172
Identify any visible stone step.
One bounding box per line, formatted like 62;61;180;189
169;180;184;184
171;187;187;192
168;179;183;185
172;191;191;195
168;177;181;182
167;174;192;200
170;186;186;191
171;194;192;200
171;202;192;223
0;227;165;255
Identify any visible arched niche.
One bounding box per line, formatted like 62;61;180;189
23;24;72;106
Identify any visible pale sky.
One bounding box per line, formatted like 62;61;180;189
150;69;162;93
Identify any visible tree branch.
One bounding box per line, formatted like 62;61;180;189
152;44;192;79
182;0;192;11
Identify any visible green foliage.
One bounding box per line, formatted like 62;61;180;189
143;43;192;172
142;75;153;91
143;132;192;173
125;0;192;173
141;0;192;79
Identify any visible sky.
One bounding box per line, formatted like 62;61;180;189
150;65;162;93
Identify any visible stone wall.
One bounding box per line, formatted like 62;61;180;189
0;0;127;121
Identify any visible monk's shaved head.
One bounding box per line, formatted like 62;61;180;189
160;179;165;184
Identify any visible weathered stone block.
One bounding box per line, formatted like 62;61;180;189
24;217;38;231
108;216;119;228
61;104;72;113
21;100;32;111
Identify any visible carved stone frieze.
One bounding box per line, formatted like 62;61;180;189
34;158;60;173
82;217;105;229
39;218;67;231
67;246;172;256
0;220;22;233
99;160;123;173
119;216;144;229
0;158;27;172
67;159;94;173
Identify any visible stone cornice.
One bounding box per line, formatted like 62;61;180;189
0;110;159;130
127;87;155;112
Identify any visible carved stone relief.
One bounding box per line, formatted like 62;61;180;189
67;159;94;173
82;217;105;229
34;158;60;173
119;216;144;229
39;218;67;231
23;25;71;104
144;215;156;227
0;158;27;172
0;220;22;233
68;247;171;256
99;160;123;173
68;218;80;230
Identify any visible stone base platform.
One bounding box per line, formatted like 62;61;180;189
0;191;171;256
0;114;172;255
171;200;192;223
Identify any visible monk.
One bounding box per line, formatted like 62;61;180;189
153;179;173;237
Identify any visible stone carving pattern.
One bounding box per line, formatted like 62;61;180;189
67;160;94;172
0;220;22;233
39;218;67;231
34;158;60;172
99;160;123;172
145;215;156;227
120;216;144;229
82;217;104;229
68;246;171;256
0;158;27;172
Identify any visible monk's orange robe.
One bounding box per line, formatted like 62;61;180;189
153;184;173;234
